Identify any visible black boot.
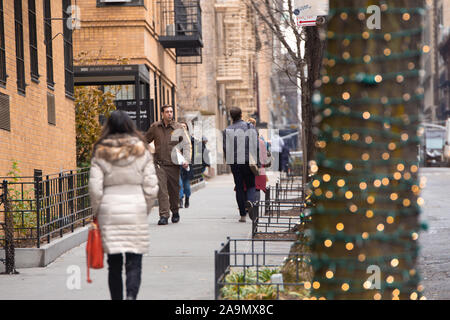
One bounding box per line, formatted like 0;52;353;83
179;198;184;208
171;212;180;223
158;217;168;225
185;197;190;208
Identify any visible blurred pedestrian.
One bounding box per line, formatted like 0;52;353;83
179;121;194;209
145;105;192;225
88;110;159;300
281;143;290;173
247;118;268;201
271;134;285;172
223;107;258;222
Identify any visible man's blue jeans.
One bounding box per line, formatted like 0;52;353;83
179;176;191;199
230;164;256;217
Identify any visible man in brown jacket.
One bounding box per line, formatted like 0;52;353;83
145;105;192;225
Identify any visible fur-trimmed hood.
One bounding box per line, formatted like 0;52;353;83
94;134;148;166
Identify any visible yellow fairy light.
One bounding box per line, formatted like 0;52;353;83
326;271;334;279
337;179;346;187
304;282;311;290
365;136;373;144
374;180;382;188
345;191;353;199
393;172;402;180
401;133;409;141
384;48;392;56
319;297;326;300
374;74;383;83
342;39;350;47
390;193;398;201
410;292;418;300
382;153;390;160
397;164;405;171
384;33;392;41
388;143;396;151
359;182;367;190
323;174;331;182
374;293;382;300
327;31;334;39
351;133;359;141
396;75;404;83
340;12;348;20
391;259;399;267
336;77;345;85
345;163;353;171
325;191;334;199
392;289;400;296
312;180;321;188
342;133;351;141
362;31;370;39
420;296;427;300
423;45;430;53
358;254;366;262
324;239;333;247
412;232;419;241
417;197;425;206
342;92;351;100
349;204;358;213
322;76;330;84
364;55;372;63
403;199;411;207
412;185;420;193
358;13;366;21
367;196;375;204
362;153;370;161
411;165;418;173
336;223;344;231
345;242;354;251
403;93;411;101
313;281;320;289
408;62;415;70
363;281;372;289
363;112;371;120
362;232;369;240
341;283;350;292
386;276;394;284
382;178;390;186
403;13;411;21
377;224;385;232
404;172;412;180
366;210;374;218
314;188;323;196
342;52;351;60
417;285;424;292
386;216;395;224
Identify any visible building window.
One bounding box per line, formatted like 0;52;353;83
63;0;74;97
44;0;54;88
0;0;6;86
96;0;144;7
15;0;26;95
28;0;39;81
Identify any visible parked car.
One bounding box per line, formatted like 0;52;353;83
442;119;450;167
422;124;446;167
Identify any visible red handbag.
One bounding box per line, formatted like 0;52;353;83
86;218;104;283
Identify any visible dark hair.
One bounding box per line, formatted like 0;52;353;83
161;104;173;113
93;110;147;153
229;107;242;123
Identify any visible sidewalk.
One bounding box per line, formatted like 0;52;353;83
0;173;271;300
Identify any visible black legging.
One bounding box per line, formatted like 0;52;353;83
107;253;142;300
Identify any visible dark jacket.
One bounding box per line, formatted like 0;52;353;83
223;120;258;165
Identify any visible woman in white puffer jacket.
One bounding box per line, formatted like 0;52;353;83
89;110;158;300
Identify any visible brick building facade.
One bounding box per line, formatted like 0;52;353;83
0;0;76;177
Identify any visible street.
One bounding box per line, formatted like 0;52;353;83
418;167;450;300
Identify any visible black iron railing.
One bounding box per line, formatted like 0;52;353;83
214;238;310;300
0;168;92;249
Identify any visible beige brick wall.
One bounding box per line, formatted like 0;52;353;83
0;0;76;177
72;0;177;112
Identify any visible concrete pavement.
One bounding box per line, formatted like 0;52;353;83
0;173;268;300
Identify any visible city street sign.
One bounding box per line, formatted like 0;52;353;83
294;0;329;27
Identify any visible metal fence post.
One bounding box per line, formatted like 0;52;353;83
34;174;42;248
2;180;17;274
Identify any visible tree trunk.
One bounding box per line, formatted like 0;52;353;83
310;0;426;300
